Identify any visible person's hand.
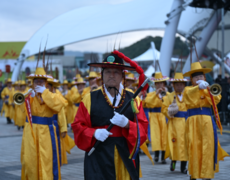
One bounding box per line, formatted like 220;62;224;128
61;132;67;138
156;87;165;95
35;85;46;94
110;112;129;128
94;129;112;142
197;80;209;89
28;88;35;97
168;96;178;117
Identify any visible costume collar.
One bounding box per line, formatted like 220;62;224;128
103;84;123;107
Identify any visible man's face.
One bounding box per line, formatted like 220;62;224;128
173;82;185;93
155;82;165;90
126;80;134;87
20;85;26;91
33;78;46;87
14;85;19;91
192;74;205;85
7;82;12;88
63;84;68;91
47;83;53;91
77;84;85;90
103;68;123;88
89;78;96;86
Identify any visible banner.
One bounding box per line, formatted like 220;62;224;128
0;42;26;59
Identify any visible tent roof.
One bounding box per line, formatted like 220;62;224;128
21;0;213;57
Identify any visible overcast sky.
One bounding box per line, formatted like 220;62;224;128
0;0;167;52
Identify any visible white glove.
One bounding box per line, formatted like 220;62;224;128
110;112;129;128
94;129;112;142
35;85;46;94
29;88;36;97
197;80;209;89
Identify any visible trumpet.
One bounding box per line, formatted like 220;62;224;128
161;91;166;97
209;83;222;96
13;89;33;105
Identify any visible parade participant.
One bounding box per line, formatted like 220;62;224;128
183;62;229;180
12;81;20;125
96;72;102;86
126;72;136;91
65;80;81;124
62;80;69;96
82;71;98;97
14;80;27;130
73;73;81;81
72;51;148;180
1;78;13;124
47;78;75;165
21;67;67;180
161;72;189;173
143;72;169;163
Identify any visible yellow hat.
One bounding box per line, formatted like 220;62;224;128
169;73;189;82
69;80;77;87
12;81;19;86
151;72;169;82
76;77;86;85
73;74;81;80
132;79;139;87
183;62;212;77
124;70;131;75
27;67;53;79
62;80;69;85
85;71;98;80
47;78;60;87
6;78;12;83
19;80;26;85
126;73;135;81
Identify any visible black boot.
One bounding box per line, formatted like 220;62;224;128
161;151;166;164
154;151;159;162
17;126;20;130
181;161;187;174
170;161;176;171
6;117;12;124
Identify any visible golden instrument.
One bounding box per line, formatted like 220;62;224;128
161;91;166;97
13;89;33;105
209;83;222;96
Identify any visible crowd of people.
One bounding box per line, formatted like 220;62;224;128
0;50;229;180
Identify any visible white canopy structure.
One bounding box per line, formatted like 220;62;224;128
13;0;216;81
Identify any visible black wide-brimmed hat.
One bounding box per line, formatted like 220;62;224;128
88;53;135;71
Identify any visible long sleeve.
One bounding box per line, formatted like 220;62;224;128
162;95;171;119
1;88;7;99
70;87;82;103
122;98;148;152
58;108;67;133
71;94;96;152
41;89;66;113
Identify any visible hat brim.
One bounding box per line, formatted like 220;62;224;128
126;77;135;81
27;74;52;79
88;63;135;71
183;68;212;77
85;76;98;80
169;79;189;82
152;77;169;82
76;82;86;85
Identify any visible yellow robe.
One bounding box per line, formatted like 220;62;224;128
14;90;26;127
57;107;75;165
1;87;13;118
183;86;229;179
81;86;91;98
21;89;66;180
143;91;169;151
162;91;188;161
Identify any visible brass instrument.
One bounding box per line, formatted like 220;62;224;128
209;83;222;96
13;89;33;105
161;91;166;97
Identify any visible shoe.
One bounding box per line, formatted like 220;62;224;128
154;157;159;162
181;168;187;174
170;161;176;171
162;159;167;164
17;126;20;130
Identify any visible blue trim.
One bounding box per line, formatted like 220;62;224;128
149;107;168;123
174;111;188;120
149;107;161;113
75;103;80;107
187;107;218;170
132;114;141;160
143;108;151;142
26;116;59;180
52;114;62;166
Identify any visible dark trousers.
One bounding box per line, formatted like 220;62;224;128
155;151;165;160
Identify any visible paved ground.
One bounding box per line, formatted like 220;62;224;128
0;116;230;180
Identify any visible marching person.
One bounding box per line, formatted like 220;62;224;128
82;71;98;97
161;72;189;174
143;72;169;163
21;67;67;180
1;78;13;124
72;51;148;180
183;62;229;180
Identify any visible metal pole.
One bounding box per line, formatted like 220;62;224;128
159;0;184;77
221;8;225;79
183;9;223;73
